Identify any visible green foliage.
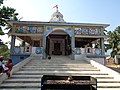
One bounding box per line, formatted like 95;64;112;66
0;0;19;35
107;26;120;57
0;44;10;59
104;44;112;52
0;6;18;20
111;50;117;58
0;0;4;5
0;27;4;35
0;0;18;58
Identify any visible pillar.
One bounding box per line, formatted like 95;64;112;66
22;41;25;53
100;38;105;55
43;35;46;59
71;35;75;60
10;35;16;55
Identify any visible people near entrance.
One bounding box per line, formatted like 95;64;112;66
0;56;9;75
5;58;13;78
0;56;13;78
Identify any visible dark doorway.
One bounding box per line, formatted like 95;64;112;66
46;34;71;56
53;42;62;55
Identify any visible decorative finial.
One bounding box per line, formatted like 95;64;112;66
53;5;58;12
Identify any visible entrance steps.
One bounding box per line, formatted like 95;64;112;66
0;56;120;90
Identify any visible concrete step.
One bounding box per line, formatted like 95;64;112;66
3;78;41;83
14;71;109;75
14;73;108;76
22;66;98;69
3;88;120;90
2;77;120;86
31;63;91;65
23;65;95;68
98;88;120;90
0;83;40;88
27;60;83;62
20;68;100;71
4;77;116;83
22;65;97;68
0;56;120;90
98;83;120;88
98;81;120;83
27;63;92;66
97;78;120;82
1;78;120;89
0;88;40;90
4;75;116;80
97;79;120;82
11;74;113;79
11;75;43;79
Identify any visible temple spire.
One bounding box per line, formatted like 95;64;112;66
50;5;65;22
53;5;58;12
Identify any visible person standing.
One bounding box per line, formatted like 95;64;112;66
5;59;13;78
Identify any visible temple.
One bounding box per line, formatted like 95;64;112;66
9;8;109;64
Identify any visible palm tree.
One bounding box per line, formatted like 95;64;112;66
107;26;120;58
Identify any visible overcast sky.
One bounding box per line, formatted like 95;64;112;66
1;0;120;44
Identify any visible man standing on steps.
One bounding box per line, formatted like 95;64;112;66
5;59;13;78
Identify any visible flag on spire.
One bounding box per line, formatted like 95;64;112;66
53;5;58;11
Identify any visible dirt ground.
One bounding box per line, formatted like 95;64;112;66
106;58;120;73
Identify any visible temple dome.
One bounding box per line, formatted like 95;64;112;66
50;10;65;23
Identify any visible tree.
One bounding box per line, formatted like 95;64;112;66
0;0;4;5
0;0;19;35
0;0;19;58
107;26;120;58
0;39;10;59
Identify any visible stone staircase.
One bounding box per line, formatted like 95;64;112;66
0;56;120;90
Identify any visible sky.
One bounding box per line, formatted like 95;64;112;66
0;0;120;44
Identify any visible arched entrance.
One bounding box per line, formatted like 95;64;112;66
46;29;71;56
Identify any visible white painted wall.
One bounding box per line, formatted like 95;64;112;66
32;47;36;54
75;54;105;65
75;54;87;60
87;58;105;65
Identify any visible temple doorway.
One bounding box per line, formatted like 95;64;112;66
54;42;61;55
46;30;71;56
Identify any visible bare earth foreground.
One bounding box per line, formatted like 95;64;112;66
106;58;120;73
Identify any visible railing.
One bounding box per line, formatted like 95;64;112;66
75;48;102;55
13;46;43;55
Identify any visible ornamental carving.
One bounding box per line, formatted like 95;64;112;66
75;27;101;35
14;25;44;34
